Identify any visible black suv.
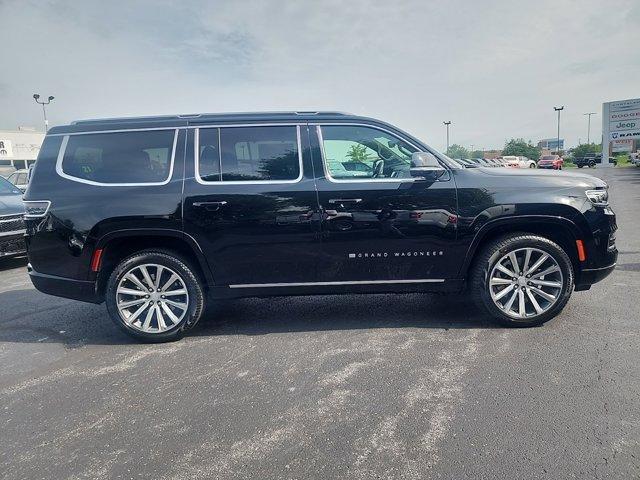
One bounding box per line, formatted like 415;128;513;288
24;112;618;342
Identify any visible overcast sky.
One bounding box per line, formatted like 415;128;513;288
1;0;638;150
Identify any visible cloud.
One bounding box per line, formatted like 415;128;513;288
1;0;638;150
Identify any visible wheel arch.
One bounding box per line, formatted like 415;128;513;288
93;229;215;299
459;216;583;279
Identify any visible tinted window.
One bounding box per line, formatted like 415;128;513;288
321;125;417;180
217;126;300;182
0;176;21;194
61;130;175;184
198;128;221;182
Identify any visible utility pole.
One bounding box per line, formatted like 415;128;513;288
33;94;55;132
443;121;451;154
554;106;564;154
584;112;596;144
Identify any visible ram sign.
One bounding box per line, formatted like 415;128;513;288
0;139;14;159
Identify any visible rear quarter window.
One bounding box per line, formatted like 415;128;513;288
59;129;176;185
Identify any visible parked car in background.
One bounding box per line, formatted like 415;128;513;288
538;155;564;170
630;152;640;167
0;175;26;259
457;158;479;168
574;153;598;168
6;169;30;191
574;153;618;168
503;156;537;168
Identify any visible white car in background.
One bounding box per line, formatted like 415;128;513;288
5;169;30;191
502;156;537;169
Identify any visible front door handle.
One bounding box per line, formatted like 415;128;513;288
328;198;362;204
192;201;227;211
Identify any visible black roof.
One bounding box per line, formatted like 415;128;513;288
48;111;377;134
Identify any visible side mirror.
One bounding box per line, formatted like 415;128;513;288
410;152;445;178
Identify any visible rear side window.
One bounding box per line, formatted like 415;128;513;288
60;130;176;184
197;126;301;182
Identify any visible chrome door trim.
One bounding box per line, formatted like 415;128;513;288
228;278;445;288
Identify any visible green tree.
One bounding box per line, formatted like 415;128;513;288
502;138;541;160
346;144;373;163
446;144;469;159
570;143;601;160
470;150;484;159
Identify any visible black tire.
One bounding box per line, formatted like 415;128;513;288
469;233;574;327
105;250;205;342
577;165;583;168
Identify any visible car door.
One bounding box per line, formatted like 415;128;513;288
310;123;458;283
182;123;322;287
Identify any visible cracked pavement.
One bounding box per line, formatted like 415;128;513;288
0;167;639;479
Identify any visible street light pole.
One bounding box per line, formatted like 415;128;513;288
584;112;596;145
443;121;451;153
554;106;564;154
33;94;55;132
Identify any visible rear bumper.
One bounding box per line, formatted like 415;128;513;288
28;264;102;303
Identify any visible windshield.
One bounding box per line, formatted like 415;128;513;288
541;156;556;160
0;175;22;195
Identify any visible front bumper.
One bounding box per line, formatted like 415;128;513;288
28;264;102;303
576;263;616;290
0;231;26;258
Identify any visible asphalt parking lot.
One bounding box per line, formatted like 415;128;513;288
1;167;639;479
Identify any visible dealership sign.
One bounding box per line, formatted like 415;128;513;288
604;98;640;150
612;139;633;152
0;139;14;158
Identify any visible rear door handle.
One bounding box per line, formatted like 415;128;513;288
192;201;227;211
328;198;362;204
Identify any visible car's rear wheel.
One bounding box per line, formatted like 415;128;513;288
106;250;205;342
470;234;574;327
529;163;536;168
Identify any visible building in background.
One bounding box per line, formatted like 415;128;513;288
0;127;45;176
538;138;564;152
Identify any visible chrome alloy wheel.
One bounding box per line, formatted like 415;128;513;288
116;264;189;333
489;247;564;319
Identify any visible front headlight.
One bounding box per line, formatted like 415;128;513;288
585;189;609;206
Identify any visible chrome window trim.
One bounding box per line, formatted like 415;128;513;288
55;129;179;187
314;123;420;184
47;126;183;136
228;278;445;288
194;124;304;185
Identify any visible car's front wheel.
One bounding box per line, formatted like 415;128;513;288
105;250;205;342
470;234;574;327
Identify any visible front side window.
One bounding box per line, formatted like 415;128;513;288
320;125;418;180
60;130;175;184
